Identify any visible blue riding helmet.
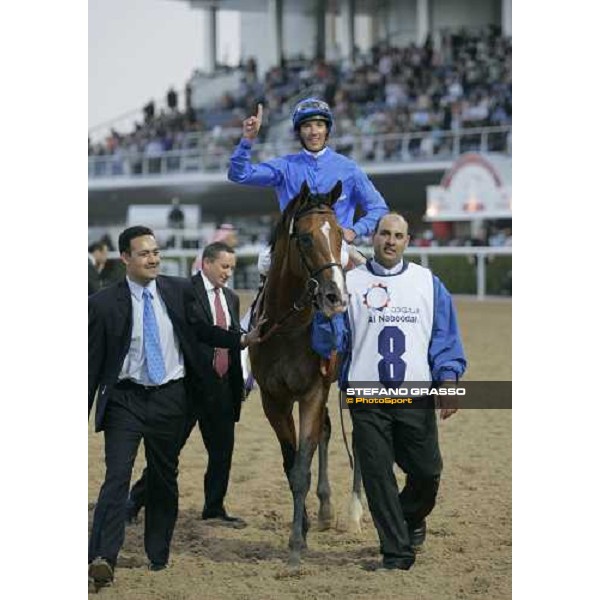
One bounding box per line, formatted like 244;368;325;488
292;97;334;132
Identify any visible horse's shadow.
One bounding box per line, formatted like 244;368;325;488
104;507;379;569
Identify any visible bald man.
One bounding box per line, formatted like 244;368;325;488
340;213;467;570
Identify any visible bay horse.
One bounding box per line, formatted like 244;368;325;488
249;181;348;566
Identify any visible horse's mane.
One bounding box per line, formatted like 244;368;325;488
269;199;296;251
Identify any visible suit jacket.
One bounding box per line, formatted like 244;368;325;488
191;273;245;422
88;275;243;432
88;259;102;296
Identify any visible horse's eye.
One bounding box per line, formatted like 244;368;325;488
298;234;313;249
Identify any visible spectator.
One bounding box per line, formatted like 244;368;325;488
212;223;238;246
88;241;109;295
89;28;511;165
100;258;126;287
191;223;238;277
143;100;155;124
166;87;178;111
184;81;192;113
167;197;185;230
99;233;116;252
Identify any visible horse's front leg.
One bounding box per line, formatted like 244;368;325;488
260;391;300;530
288;395;325;567
317;402;335;530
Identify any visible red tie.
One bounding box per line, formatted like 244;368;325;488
213;288;229;377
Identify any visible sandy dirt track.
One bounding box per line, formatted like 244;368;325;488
88;297;511;599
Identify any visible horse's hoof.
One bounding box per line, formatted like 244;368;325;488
318;505;335;531
288;551;301;568
347;494;364;534
347;520;362;534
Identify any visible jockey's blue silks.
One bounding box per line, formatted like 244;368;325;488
228;140;388;237
228;131;389;361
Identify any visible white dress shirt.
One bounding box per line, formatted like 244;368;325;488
118;277;185;385
200;271;232;328
370;258;405;276
302;147;328;159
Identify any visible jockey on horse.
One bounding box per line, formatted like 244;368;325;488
228;98;389;367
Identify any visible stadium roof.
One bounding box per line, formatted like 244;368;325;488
171;0;377;15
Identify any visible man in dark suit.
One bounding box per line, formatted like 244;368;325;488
88;241;109;295
127;242;247;527
88;227;259;592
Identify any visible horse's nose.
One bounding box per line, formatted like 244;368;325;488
319;276;348;315
323;285;348;310
323;281;343;303
326;291;341;305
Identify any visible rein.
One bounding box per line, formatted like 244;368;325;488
257;277;318;343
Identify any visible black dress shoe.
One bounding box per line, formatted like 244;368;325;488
89;557;114;590
148;562;168;572
381;555;414;570
202;511;247;528
363;556;414;571
408;520;427;551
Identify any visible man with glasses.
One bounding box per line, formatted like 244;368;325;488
88;226;261;591
228;98;389;364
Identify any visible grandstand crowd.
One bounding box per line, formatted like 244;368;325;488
88;26;511;166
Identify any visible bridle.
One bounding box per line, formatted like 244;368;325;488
290;204;343;286
258;202;343;342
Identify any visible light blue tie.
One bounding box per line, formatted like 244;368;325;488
142;288;166;384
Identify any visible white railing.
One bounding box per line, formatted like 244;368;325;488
104;245;511;300
88;126;511;179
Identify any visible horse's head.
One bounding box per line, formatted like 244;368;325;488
285;180;349;317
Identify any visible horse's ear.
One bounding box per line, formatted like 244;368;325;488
289;181;310;213
299;181;310;200
328;180;343;206
296;180;311;210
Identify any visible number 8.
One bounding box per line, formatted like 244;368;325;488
377;326;406;384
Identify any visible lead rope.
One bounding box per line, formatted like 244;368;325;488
339;387;354;470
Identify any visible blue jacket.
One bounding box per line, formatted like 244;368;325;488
228;139;389;236
427;274;467;382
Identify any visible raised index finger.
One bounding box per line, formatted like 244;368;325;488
256;103;263;124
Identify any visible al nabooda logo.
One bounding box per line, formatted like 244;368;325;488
362;283;391;311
